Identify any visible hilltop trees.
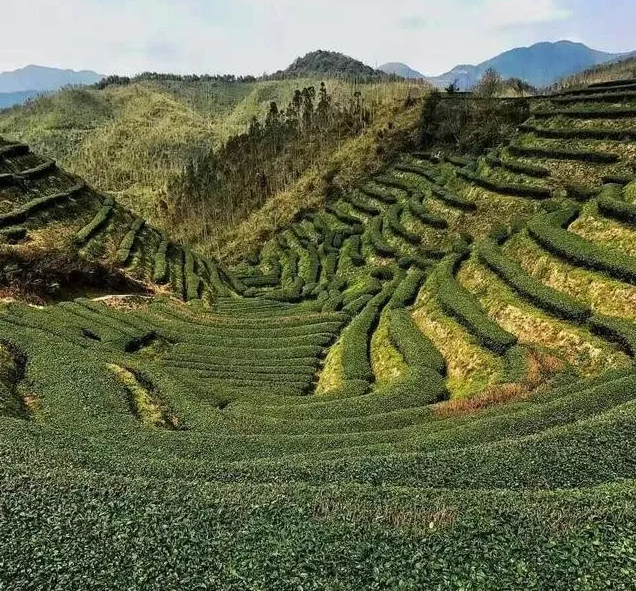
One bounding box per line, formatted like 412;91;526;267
168;84;373;241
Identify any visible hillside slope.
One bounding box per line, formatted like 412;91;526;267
1;78;636;587
0;77;426;256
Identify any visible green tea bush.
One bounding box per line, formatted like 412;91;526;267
341;302;381;383
597;185;636;224
519;123;636;142
408;197;449;229
184;250;201;301
75;197;114;244
504;345;530;383
386;203;421;245
533;107;636;119
489;152;550;178
430;185;477;211
387;307;446;375
436;255;518;354
389;269;426;308
552;90;636;104
508;143;619;164
0;182;86;228
457;168;552;199
528;208;636;283
367;216;397;257
589;314;636;358
116;218;144;265
17;159;56;179
478;238;591;321
342;192;382;215
359;186;397;205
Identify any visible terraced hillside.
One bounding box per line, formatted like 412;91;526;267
2;79;636;589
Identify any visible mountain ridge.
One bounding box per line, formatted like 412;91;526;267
380;41;636;89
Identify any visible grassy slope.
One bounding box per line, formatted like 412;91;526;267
0;79;424;234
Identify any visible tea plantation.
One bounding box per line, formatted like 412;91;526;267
1;79;636;589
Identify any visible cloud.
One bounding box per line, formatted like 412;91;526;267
0;0;631;78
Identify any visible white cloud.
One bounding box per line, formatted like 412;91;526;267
0;0;580;77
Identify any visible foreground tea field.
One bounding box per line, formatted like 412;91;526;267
2;79;636;590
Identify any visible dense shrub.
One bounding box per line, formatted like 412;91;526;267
407;197;449;229
152;234;170;284
0;182;86;228
457;169;552;200
478;238;591;321
342;192;382;215
387;307;446;375
597;185;636;224
76;197;114;244
508;143;619;164
528;208;636;283
436;255;518;354
519;123;636;142
116;219;144;265
389;269;426;308
359;186;398;205
589;314;636;358
386;204;421;245
367;216;397;257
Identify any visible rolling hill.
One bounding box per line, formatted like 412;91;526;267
0;75;426;258
1;74;636;587
271;50;389;79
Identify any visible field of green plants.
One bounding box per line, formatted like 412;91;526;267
1;78;636;589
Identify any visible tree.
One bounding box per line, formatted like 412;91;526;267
445;80;460;94
474;68;503;97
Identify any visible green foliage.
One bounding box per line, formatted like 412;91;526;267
478;238;591;321
367;216;398;257
435;255;518;354
407;196;449;229
508;142;619;164
75;197;114;245
386;203;421;245
0;182;85;228
528;208;636;283
387;307;446;375
152;235;170;284
457;168;553;199
116;219;144;266
598;185;636;224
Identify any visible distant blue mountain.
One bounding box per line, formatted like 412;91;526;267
382;41;636;90
0;90;42;110
378;62;425;79
0;65;103;107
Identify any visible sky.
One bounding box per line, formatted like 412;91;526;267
1;0;635;76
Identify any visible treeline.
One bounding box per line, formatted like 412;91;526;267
93;72;259;90
166;83;373;242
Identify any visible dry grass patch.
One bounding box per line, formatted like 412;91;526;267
458;258;629;375
505;231;636;321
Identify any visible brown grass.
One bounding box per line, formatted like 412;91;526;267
433;349;565;418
